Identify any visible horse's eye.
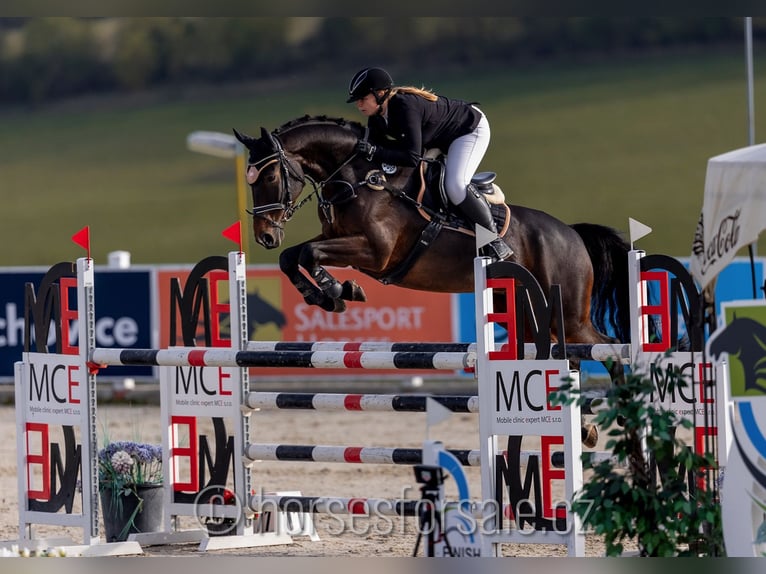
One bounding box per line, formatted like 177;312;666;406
266;173;277;184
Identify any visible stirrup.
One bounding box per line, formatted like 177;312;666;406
483;238;513;262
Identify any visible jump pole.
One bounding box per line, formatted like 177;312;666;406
90;348;476;371
244;391;606;415
244;443;615;468
243;340;631;363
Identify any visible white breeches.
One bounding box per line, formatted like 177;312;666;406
444;110;490;204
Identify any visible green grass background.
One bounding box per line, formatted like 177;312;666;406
2;48;765;267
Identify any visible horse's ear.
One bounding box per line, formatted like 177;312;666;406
261;127;278;150
232;128;254;147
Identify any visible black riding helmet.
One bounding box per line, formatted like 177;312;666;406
346;67;393;104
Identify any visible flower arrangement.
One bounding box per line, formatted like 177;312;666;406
98;440;163;492
98;440;163;541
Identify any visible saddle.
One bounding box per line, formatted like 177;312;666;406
367;151;511;237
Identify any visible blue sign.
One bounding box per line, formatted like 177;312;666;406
709;257;765;317
0;268;153;380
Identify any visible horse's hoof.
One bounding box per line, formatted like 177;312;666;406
318;298;346;313
323;282;343;299
304;293;323;308
581;424;598;448
340;280;367;302
354;284;367;302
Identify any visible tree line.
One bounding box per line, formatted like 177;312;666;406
0;17;760;105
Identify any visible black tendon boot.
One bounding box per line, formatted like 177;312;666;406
457;189;513;261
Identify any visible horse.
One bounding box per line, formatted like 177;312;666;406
233;113;631;342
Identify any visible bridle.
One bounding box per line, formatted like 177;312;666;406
246;130;364;227
245;134;308;228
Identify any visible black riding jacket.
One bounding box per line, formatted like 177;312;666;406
366;91;481;167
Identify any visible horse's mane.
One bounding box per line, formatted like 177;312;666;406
274;115;365;137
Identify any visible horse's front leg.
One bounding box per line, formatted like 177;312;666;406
297;235;385;311
279;243;343;312
306;265;367;304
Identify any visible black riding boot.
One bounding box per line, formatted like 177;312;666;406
457;190;513;261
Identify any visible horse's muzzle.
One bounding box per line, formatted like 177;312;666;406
255;227;283;249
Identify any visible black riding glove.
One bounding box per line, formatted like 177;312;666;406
355;139;376;161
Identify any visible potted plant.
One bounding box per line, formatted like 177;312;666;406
98;440;164;542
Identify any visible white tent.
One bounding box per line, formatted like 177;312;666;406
690;142;766;292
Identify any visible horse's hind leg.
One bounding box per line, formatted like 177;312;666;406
567;357;600;448
564;321;627;448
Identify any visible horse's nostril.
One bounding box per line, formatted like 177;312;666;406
261;234;276;248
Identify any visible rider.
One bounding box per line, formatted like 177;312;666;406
346;66;513;261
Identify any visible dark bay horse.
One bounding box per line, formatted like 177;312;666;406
232;115;632;352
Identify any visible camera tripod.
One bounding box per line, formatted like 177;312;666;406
412;465;453;557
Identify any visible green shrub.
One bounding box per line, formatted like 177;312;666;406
552;355;724;556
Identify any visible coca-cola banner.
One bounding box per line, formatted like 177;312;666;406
691;143;766;290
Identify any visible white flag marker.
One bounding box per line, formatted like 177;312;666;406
426;397;453;439
628;217;652;247
475;224;497;253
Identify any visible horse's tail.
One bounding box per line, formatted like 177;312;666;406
570;222;631;343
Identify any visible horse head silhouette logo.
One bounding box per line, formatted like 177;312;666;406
247;289;286;333
709;310;766;538
210;289;287;342
709;314;766;395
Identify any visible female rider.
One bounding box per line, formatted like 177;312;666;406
346;66;512;261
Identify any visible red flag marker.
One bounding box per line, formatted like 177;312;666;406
71;226;91;260
222;221;242;253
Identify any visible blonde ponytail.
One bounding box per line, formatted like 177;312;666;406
390;86;438;102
